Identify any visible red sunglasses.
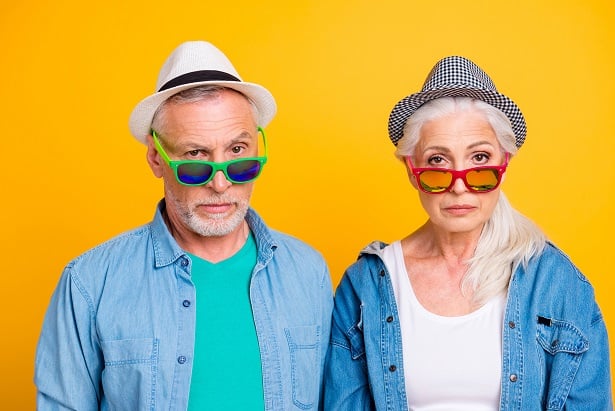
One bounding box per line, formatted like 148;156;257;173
406;153;510;194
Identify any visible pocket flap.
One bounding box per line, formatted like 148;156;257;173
101;338;157;366
536;317;589;355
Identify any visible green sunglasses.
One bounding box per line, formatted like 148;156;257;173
152;127;268;186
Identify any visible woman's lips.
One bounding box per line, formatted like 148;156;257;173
443;204;475;215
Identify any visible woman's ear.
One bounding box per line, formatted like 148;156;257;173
500;151;511;184
404;157;419;190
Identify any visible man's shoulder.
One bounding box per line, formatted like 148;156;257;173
55;223;155;301
68;223;152;268
268;228;324;258
247;209;324;260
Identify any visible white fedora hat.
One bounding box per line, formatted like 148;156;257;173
388;56;526;148
129;41;277;144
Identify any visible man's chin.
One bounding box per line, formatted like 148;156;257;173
189;209;247;237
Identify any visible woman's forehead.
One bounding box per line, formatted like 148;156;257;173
417;112;499;151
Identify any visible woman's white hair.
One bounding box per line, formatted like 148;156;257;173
395;97;546;305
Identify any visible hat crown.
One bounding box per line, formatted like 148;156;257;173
129;40;277;144
156;41;242;91
387;55;526;148
422;56;497;93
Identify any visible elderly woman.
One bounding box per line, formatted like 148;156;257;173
323;56;612;410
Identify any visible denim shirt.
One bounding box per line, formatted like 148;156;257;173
324;241;612;410
35;201;333;411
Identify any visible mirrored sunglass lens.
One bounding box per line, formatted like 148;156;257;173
419;171;453;193
466;169;499;191
177;163;214;185
227;160;261;182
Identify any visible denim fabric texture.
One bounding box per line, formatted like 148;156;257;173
35;200;333;410
324;241;612;411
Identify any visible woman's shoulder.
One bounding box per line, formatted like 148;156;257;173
335;241;396;294
519;242;598;307
348;241;389;270
530;242;590;284
516;242;605;327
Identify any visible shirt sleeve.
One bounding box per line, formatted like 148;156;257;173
563;302;613;410
34;264;102;411
317;262;334;411
323;271;376;411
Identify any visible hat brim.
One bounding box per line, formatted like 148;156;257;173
388;86;527;148
128;80;277;144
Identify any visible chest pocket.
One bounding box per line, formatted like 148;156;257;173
285;325;321;410
100;338;159;411
536;317;588;410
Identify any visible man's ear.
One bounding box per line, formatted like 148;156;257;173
145;134;164;178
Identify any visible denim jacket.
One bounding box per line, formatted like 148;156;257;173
35;201;333;411
324;241;612;410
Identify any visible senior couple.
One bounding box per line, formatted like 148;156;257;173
35;41;611;410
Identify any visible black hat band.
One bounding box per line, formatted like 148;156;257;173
158;70;240;92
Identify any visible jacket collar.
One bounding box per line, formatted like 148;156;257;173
358;240;389;260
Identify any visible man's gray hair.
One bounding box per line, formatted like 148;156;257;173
151;85;258;136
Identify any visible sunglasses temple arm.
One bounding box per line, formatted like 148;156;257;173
258;127;268;157
152;131;172;164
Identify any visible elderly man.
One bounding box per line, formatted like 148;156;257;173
35;41;333;410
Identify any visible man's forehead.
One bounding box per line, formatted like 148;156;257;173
166;127;257;148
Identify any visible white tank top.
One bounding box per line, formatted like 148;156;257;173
383;241;505;411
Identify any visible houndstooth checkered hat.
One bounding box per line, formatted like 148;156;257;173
387;56;526;148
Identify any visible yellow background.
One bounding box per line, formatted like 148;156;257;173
1;0;613;408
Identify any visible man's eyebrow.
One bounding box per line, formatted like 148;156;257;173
179;131;254;151
230;130;253;143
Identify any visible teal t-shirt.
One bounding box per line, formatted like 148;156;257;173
187;233;264;410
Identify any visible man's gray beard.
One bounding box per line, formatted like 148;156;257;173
166;190;250;237
182;202;248;237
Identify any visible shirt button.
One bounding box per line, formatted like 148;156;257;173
182;300;191;308
389;365;397;372
386;316;394;323
181;258;189;267
379;269;386;277
509;374;518;382
177;356;187;364
508;321;516;329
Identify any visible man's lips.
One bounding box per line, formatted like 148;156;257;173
200;203;233;214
